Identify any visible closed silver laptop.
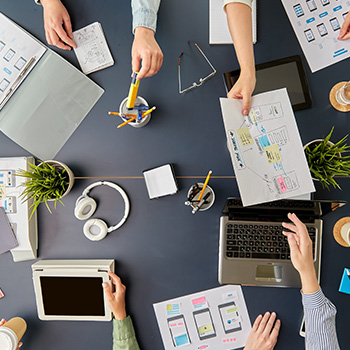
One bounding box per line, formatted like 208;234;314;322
218;198;346;287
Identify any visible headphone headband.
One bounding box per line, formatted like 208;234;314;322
76;181;130;238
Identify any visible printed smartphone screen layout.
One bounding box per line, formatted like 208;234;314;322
168;315;191;347
40;277;105;316
193;308;216;340
218;302;242;334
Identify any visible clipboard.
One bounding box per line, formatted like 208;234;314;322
0;12;104;159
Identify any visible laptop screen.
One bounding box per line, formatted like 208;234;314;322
223;198;346;223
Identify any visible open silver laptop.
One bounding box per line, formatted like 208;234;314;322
218;197;346;287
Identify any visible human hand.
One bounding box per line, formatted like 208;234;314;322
132;27;163;80
338;12;350;40
41;0;77;50
102;271;127;320
282;213;319;293
0;319;23;349
227;71;256;116
244;312;280;350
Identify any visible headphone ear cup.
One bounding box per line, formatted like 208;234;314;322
74;196;97;220
83;219;108;241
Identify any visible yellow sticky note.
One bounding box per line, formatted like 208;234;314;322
237;127;254;147
0;183;5;199
166;304;173;311
249;109;258;123
226;307;239;314
199;324;213;335
264;144;283;164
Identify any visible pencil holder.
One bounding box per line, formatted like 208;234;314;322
119;96;151;128
186;183;215;213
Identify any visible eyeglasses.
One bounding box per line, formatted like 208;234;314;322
178;41;217;94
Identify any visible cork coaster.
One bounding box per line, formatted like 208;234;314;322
329;82;350;112
333;217;350;247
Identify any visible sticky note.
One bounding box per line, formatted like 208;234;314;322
237;127;254;146
226;307;239;314
277;176;288;193
0;183;5;199
249;109;258;123
199;324;213;335
264;144;283;164
339;268;350;294
192;296;207;309
166;303;180;316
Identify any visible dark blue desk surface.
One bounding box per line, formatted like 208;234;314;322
1;1;349;349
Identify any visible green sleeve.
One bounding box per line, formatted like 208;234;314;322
113;316;140;350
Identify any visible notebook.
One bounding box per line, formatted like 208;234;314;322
218;197;346;287
209;0;257;44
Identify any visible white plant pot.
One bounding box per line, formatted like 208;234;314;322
40;160;75;200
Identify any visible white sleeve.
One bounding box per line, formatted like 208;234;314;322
223;0;252;10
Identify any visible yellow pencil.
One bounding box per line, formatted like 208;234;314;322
108;111;136;118
117;115;137;128
197;170;212;201
142;106;156;118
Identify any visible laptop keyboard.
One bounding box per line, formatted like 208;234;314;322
225;223;316;260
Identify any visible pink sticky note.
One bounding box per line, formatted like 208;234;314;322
277;176;287;193
192;296;206;305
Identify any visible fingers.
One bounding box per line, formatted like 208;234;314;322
108;271;125;294
270;319;281;340
241;92;251;116
258;311;271;332
338;14;350;40
252;314;263;331
138;56;151;80
132;56;141;76
47;28;72;50
102;281;114;303
263;312;277;335
56;23;76;49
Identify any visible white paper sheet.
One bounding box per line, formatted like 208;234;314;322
220;88;315;207
73;22;114;74
0;13;46;109
154;285;251;350
281;0;350;72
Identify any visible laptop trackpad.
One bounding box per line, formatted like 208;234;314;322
256;265;282;282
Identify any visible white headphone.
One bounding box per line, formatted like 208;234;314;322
74;181;130;241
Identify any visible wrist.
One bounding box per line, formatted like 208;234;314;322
40;0;60;6
134;26;155;38
300;269;319;294
113;310;127;320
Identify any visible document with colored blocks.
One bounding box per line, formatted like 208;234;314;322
153;285;251;350
220;88;315;207
281;0;350;72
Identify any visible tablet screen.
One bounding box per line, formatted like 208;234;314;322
223;55;312;111
40;277;105;316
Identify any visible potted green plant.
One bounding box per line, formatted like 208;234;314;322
16;160;74;218
304;127;350;190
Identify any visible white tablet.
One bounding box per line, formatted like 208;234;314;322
32;259;114;321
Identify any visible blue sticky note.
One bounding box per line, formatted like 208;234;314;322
339;268;350;294
174;334;189;346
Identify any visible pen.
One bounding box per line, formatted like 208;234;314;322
126;71;140;110
192;192;211;214
117;115;137;128
108;111;137;118
142;106;156;118
197;170;212;201
0;56;36;108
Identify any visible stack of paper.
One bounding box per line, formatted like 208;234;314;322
73;22;114;74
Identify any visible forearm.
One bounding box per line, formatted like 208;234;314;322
299;268;319;294
113;316;140;350
132;0;161;33
224;2;255;76
302;289;340;350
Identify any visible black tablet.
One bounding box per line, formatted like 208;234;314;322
223;55;312;111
